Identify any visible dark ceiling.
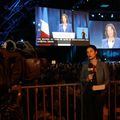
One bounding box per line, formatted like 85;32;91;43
0;0;120;42
0;0;119;14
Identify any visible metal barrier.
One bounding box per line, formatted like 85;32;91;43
109;81;120;120
9;81;120;120
20;83;81;120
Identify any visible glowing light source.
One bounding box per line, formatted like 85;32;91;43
33;21;35;24
111;14;114;18
100;4;109;8
91;14;95;17
20;39;24;42
98;13;101;15
101;15;104;18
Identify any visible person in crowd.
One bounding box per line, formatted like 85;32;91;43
80;45;109;120
0;40;24;104
16;40;37;58
58;13;73;32
1;40;17;52
102;23;120;48
1;40;24;85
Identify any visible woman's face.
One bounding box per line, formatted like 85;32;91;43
106;26;114;38
87;47;97;60
62;15;67;24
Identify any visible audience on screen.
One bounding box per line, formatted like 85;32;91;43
102;23;120;48
58;13;73;32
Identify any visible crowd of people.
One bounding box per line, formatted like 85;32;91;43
0;39;120;119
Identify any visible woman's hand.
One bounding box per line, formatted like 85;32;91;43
86;74;94;82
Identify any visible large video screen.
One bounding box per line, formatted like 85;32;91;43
35;7;89;46
89;21;120;49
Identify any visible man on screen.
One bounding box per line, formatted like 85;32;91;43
58;13;73;32
102;23;120;48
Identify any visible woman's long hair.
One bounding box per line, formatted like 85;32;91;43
105;23;117;38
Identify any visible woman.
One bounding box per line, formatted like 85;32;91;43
102;23;120;48
58;13;72;32
80;45;109;120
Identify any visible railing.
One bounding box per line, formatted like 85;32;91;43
108;81;120;120
1;81;120;120
20;83;81;120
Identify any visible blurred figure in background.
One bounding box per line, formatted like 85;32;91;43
0;40;24;104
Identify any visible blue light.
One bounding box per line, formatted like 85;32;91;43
91;14;95;17
111;14;114;18
100;4;109;8
33;21;35;25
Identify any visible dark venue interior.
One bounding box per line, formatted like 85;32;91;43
0;0;120;120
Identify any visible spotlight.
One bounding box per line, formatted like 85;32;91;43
101;15;104;18
33;21;35;25
38;28;40;31
20;39;24;42
38;23;40;26
91;14;95;17
111;14;114;18
104;58;107;61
